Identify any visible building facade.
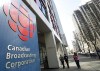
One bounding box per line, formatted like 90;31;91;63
0;0;67;71
73;0;100;55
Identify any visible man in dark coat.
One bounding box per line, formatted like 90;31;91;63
64;54;70;68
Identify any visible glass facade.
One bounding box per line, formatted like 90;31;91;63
34;0;61;38
34;0;48;20
47;0;61;37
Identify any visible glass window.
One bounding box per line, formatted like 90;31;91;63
42;6;45;15
36;0;41;9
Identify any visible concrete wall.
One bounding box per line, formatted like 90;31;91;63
45;32;59;68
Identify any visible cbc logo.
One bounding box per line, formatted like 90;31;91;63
3;0;35;41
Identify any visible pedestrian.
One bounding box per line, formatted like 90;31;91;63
59;55;65;69
73;52;81;69
64;54;70;68
44;56;48;69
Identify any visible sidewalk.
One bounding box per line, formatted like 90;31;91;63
41;55;100;71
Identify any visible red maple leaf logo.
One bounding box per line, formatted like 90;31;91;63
3;0;36;41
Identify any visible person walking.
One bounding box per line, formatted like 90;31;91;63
73;52;81;69
64;54;70;68
44;56;48;69
59;55;65;69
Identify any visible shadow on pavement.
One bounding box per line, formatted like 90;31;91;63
41;66;100;71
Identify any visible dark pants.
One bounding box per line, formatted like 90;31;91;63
61;61;65;69
65;60;69;68
75;60;81;68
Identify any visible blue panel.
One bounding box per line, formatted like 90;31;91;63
0;0;40;71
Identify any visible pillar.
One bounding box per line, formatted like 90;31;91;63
45;32;59;68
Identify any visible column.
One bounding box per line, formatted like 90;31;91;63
45;32;59;68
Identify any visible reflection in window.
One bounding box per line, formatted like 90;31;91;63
36;0;41;9
34;0;48;20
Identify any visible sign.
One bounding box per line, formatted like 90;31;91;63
0;0;40;71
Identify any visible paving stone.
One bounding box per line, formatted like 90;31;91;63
41;55;100;71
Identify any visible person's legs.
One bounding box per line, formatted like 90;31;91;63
65;60;69;68
78;60;81;68
62;61;65;69
76;60;81;68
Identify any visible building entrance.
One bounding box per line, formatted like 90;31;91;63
38;33;49;69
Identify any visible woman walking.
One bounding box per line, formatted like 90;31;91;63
73;52;81;69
